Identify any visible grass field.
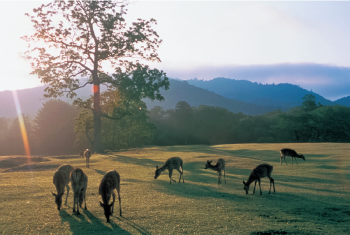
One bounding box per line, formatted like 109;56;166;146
0;143;349;234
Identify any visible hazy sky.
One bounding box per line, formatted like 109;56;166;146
1;1;350;100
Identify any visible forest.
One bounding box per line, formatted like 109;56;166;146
0;92;349;156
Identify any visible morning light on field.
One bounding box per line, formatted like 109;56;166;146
0;144;349;234
1;1;350;234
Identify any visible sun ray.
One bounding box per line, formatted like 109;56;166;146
12;90;31;158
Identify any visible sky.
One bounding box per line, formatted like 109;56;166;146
1;1;350;100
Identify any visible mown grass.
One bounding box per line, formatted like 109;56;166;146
0;143;349;234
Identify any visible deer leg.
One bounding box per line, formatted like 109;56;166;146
295;158;298;165
83;188;87;210
65;185;70;205
253;180;257;194
117;184;122;216
258;179;262;195
168;169;176;184
271;178;275;193
111;191;115;215
224;169;226;183
176;168;182;183
268;177;272;194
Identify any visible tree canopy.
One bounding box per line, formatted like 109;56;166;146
23;0;169;152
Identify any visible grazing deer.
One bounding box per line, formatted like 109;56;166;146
99;170;122;222
70;168;88;215
243;163;275;195
51;164;74;210
79;151;84;158
280;148;305;165
84;149;92;168
155;157;185;184
204;158;226;184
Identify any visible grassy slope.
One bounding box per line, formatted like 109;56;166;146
0;143;349;235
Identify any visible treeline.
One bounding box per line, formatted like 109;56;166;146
1;94;349;156
148;94;350;145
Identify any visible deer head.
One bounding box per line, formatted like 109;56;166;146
204;160;213;169
243;181;249;194
154;165;161;179
51;191;64;210
100;201;114;222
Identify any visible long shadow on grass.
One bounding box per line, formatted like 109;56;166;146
59;209;131;235
110;155;162;167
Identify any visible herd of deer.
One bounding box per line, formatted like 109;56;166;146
52;147;305;222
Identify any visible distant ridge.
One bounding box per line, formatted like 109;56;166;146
186;77;334;108
1;78;347;119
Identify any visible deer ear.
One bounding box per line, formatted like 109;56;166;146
209;160;213;163
243;180;246;185
51;191;57;197
100;201;104;207
156;165;158;170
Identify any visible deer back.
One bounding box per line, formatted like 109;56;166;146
251;163;273;179
84;149;92;159
70;168;87;192
99;170;120;204
280;148;298;157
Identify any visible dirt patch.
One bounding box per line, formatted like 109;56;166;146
51;155;80;159
4;164;60;172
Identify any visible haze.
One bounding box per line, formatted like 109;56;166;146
1;1;350;100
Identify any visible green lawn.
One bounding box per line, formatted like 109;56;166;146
0;143;349;234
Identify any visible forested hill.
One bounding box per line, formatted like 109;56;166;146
1;78;348;118
143;79;283;115
187;77;334;108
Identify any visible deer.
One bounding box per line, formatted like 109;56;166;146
51;164;74;210
204;158;226;184
79;151;84;158
155;157;185;184
99;170;122;222
243;163;275;195
280;148;305;165
70;168;88;215
84;149;92;168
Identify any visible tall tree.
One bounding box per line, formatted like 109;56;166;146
22;0;169;153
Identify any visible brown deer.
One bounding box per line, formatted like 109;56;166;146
84;149;92;168
204;158;226;184
280;148;305;165
243;163;275;195
51;164;74;210
79;151;84;158
99;170;122;222
70;168;88;215
155;157;185;184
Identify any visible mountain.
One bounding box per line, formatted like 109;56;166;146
0;85;95;118
1;77;346;119
186;77;334;108
143;79;283;115
334;96;350;106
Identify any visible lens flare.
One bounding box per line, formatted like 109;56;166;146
12;90;31;157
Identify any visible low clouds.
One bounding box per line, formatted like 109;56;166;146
165;63;350;101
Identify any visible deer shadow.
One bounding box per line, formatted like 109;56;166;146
59;209;130;235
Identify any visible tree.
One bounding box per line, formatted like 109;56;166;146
34;99;79;154
23;1;169;153
302;94;317;112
